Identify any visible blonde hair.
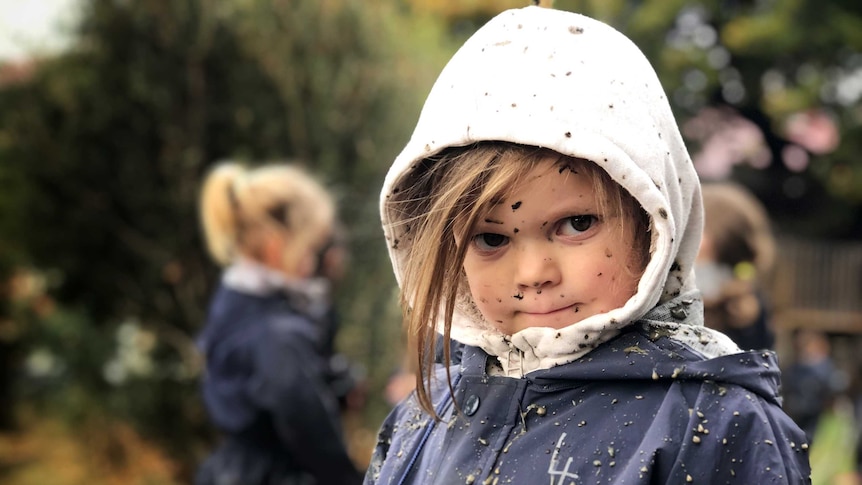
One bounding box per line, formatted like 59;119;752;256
199;162;335;270
386;142;650;415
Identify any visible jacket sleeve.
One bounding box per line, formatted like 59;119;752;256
249;314;363;485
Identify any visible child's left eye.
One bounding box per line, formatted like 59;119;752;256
557;215;598;236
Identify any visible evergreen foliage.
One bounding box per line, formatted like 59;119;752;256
0;0;451;476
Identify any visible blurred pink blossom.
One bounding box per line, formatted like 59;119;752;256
684;106;772;179
783;109;840;155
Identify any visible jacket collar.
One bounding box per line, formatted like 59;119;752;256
464;291;740;377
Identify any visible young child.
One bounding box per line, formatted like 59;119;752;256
697;181;777;351
368;5;810;484
196;162;363;485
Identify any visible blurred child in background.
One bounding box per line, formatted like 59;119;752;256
697;181;777;351
196;162;362;485
783;330;858;485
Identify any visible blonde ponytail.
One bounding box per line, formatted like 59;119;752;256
199;163;247;266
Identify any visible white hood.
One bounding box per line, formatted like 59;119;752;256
381;7;731;373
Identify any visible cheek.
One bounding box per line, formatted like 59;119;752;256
468;286;506;329
585;255;638;299
463;268;483;302
603;264;640;303
463;266;504;313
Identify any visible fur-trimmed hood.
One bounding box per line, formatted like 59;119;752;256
381;6;738;374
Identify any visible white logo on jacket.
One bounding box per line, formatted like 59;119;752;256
548;432;579;484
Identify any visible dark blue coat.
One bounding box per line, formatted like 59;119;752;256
196;284;362;485
365;322;811;484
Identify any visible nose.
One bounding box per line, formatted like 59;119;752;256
514;244;561;291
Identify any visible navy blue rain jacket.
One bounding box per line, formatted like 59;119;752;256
365;322;811;484
197;284;362;485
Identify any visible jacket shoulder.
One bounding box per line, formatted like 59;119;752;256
664;379;811;483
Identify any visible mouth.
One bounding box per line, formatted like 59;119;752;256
521;304;578;316
505;303;588;331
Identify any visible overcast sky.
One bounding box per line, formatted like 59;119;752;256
0;0;81;61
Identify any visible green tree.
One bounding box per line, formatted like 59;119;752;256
0;0;452;477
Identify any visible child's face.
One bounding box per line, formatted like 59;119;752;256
462;156;641;335
263;229;331;280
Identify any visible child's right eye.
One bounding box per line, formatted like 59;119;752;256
472;233;508;251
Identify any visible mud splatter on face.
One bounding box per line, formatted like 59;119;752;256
513;292;524;300
511;201;522;211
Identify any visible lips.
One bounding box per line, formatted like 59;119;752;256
521;304;577;316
